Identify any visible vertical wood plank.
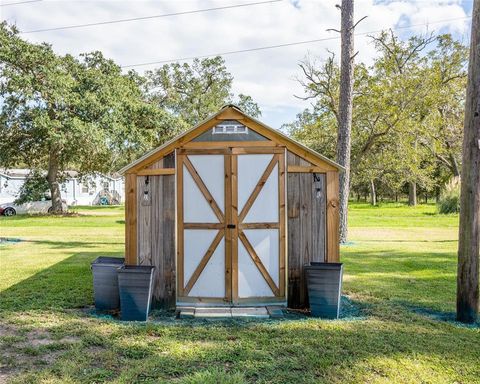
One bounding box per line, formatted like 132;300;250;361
151;175;165;304
231;154;239;304
163;153;176;309
137;176;152;266
312;174;326;262
286;151;327;308
278;150;286;298
125;173;137;265
299;172;312;306
326;171;340;263
176;154;185;297
287;152;301;307
224;154;232;302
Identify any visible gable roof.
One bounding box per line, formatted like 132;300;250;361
119;104;344;174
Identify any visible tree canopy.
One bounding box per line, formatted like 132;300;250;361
0;23;261;211
146;56;261;126
0;23;180;210
286;31;468;204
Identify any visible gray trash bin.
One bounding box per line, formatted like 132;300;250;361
91;256;124;311
305;262;343;319
118;265;155;321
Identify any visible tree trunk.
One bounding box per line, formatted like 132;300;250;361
336;0;355;243
457;0;480;324
408;182;417;206
47;151;63;213
449;153;461;177
370;179;376;206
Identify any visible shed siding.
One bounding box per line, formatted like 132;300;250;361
286;151;326;308
137;153;176;309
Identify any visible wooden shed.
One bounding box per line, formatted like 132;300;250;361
120;105;343;309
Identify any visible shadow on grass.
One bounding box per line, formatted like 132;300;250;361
20;239;123;249
342;248;458;312
1;252;479;383
402;303;480;329
0;251;122;312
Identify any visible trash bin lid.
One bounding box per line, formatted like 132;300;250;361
91;256;125;267
117;265;155;274
306;262;343;270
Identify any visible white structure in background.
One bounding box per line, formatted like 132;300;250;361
0;169;124;205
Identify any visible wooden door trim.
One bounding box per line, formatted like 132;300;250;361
231;154;239;303
183;230;225;295
183;156;224;223
224;154;233;302
176;154;185;297
239;222;279;229
184;223;224;229
278;150;286;297
232;147;284;154
177;147;286;304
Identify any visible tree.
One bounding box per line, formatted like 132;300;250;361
456;0;480;324
146;56;261;126
0;23;173;212
336;0;356;242
14;170;49;205
421;35;468;178
289;31;460;205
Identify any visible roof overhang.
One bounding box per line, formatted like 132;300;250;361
119;105;344;174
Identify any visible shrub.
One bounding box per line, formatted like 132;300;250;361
438;177;461;214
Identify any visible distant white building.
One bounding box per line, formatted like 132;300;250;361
0;169;124;206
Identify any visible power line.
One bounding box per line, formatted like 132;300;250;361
0;0;41;6
20;0;282;34
120;16;471;68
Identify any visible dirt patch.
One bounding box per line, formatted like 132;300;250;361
59;336;80;344
0;372;11;384
0;324;17;338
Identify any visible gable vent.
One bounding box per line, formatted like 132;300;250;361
213;121;248;135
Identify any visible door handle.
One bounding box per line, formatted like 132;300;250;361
227;224;236;229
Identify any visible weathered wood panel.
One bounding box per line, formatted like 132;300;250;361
125;173;137;265
287;151;326;308
136;152;176;309
326;171;340;262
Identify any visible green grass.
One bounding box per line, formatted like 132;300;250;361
0;203;479;383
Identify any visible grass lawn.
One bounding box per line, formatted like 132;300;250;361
0;203;479;383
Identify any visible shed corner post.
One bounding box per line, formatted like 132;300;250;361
125;172;138;265
326;171;340;263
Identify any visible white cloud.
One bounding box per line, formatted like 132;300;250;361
1;0;471;128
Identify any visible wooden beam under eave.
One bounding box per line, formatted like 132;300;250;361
326;171;340;262
287;165;329;173
125;173;137;265
137;168;175;176
239;116;339;171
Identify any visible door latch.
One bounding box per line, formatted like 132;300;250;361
227;224;236;229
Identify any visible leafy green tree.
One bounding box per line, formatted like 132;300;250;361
14;170;49;205
420;35;468;177
146;56;261;126
0;23;177;212
288;31;462;205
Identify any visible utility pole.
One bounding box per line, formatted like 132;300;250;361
457;0;480;323
337;0;355;243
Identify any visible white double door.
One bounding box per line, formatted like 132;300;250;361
177;148;286;305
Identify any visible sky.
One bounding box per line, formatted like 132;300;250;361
0;0;473;129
